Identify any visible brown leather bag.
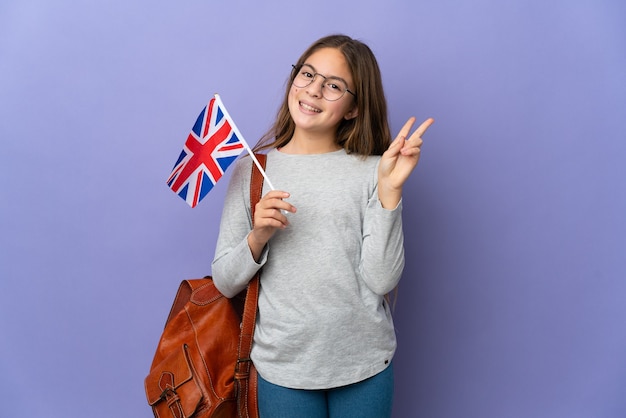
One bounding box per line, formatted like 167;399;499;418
145;155;265;418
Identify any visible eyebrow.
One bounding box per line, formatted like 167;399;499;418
301;63;350;85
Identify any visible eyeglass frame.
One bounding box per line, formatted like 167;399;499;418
291;64;357;101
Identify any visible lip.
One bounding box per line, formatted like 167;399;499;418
298;100;322;114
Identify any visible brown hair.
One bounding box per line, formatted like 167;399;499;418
254;34;391;156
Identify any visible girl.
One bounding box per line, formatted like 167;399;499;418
212;34;433;418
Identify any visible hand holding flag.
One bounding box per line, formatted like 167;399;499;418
166;94;274;207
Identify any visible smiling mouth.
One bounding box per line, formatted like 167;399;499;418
300;101;322;113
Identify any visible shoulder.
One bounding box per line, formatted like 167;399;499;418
226;155;256;194
234;153;267;176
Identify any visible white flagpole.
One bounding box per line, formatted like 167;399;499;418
213;93;275;191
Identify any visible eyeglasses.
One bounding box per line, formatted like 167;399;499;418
291;64;357;101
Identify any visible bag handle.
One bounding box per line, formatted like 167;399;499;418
250;153;266;223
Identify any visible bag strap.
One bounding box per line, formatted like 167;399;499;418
239;153;265;355
235;154;265;414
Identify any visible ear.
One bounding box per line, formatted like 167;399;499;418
344;106;359;120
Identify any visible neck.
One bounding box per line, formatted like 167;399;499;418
280;131;341;155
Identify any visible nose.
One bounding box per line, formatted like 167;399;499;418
305;75;325;98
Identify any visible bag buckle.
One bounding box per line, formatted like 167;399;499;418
159;387;176;401
234;358;251;379
159;387;184;418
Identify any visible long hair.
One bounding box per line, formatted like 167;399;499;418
254;34;391;156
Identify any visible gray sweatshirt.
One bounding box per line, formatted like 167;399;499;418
212;148;405;389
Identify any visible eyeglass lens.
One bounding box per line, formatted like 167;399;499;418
292;64;350;101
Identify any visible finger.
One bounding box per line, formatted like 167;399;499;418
395;117;417;141
261;198;296;212
276;198;297;214
400;146;422;157
385;132;405;156
404;135;424;149
255;204;292;229
264;209;291;227
254;215;289;234
262;190;290;200
260;190;296;213
412;117;435;139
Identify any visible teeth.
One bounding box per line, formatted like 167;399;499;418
300;102;321;113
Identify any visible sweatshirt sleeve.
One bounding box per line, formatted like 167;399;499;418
211;158;267;298
358;180;406;296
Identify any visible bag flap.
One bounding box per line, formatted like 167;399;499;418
190;279;224;306
145;344;197;406
165;278;213;326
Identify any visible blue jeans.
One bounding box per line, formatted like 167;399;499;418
258;364;394;418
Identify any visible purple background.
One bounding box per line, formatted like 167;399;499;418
1;1;625;417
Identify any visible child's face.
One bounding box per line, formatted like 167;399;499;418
288;47;358;140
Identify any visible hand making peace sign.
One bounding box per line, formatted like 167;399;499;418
378;117;435;209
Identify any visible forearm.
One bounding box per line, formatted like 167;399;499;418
359;200;405;295
212;237;265;297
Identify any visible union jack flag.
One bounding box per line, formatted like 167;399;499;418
167;96;246;207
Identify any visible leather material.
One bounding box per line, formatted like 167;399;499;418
145;155;265;418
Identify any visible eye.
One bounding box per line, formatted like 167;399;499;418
325;79;345;92
301;70;314;79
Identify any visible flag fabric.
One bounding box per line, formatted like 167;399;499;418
167;96;246;208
